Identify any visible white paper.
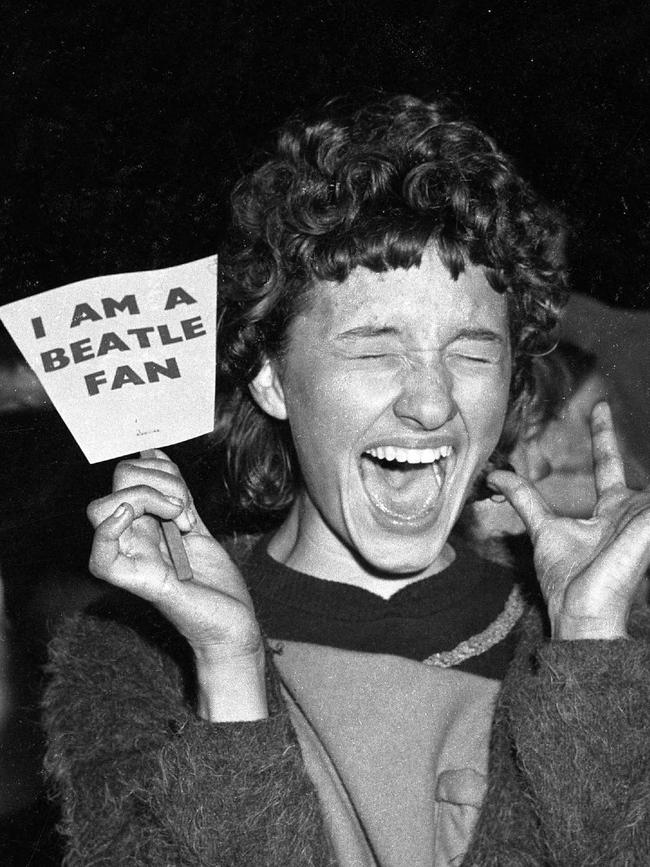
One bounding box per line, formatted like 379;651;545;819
0;255;217;463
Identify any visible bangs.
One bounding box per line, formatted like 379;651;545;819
297;217;471;286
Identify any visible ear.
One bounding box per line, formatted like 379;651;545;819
248;358;288;420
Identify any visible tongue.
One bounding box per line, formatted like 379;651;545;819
361;458;441;518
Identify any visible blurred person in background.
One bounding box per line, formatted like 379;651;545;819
470;339;649;544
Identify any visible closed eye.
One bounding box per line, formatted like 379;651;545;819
447;338;504;365
446;330;506;364
357;353;394;360
450;352;495;364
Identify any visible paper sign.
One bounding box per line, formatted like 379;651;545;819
0;255;217;463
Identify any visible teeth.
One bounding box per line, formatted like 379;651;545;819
365;445;453;464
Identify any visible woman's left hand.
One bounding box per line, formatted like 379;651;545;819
488;401;650;640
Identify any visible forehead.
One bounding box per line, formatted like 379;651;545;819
294;248;509;339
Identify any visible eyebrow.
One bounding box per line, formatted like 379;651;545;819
451;328;506;344
334;325;506;343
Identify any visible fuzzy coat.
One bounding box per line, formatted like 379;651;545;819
43;570;650;866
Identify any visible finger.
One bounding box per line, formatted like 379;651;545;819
590;401;626;494
114;459;184;493
88;502;137;581
87;485;185;528
487;469;553;541
140;451;206;529
121;450;180;476
114;458;198;534
89;504;175;593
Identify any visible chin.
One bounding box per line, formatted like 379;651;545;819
352;527;451;578
353;485;467;571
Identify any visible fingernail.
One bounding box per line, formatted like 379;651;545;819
113;503;128;519
490;493;506;503
166;496;184;507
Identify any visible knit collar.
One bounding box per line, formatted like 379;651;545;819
240;533;515;624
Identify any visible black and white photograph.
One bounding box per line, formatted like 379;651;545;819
1;2;649;864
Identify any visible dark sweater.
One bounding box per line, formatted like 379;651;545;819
43;539;650;866
242;534;520;678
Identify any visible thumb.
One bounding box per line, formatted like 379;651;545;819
487;469;553;541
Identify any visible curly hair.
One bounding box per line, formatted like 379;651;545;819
525;341;599;433
214;93;568;519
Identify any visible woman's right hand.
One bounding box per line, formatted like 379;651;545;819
87;450;268;721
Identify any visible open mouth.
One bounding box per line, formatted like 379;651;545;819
359;445;454;521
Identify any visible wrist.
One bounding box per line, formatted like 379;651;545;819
551;612;629;641
194;643;268;722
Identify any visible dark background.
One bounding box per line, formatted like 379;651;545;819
1;0;649;318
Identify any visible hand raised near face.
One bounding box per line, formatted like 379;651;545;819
87;451;267;720
488;402;650;640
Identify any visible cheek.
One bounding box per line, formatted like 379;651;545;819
458;369;510;446
287;364;387;433
283;370;364;472
489;362;512;430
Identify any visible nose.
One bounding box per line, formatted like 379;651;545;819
392;362;457;430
